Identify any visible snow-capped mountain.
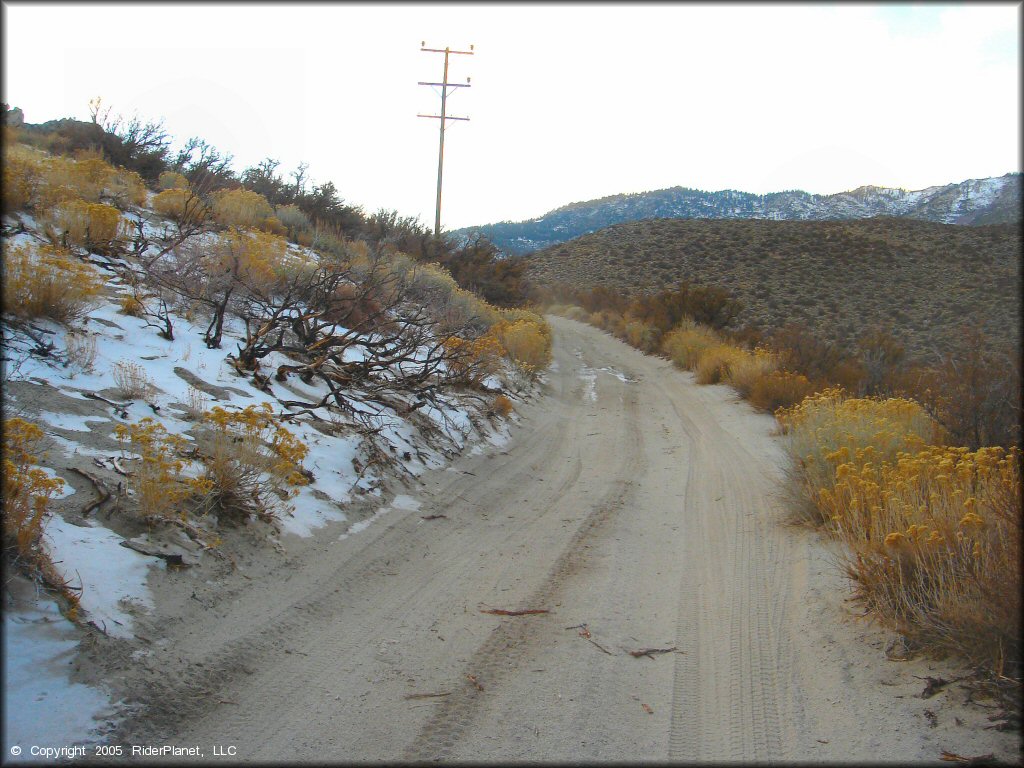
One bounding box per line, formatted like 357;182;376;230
454;173;1021;255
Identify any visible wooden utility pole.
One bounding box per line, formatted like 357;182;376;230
418;42;473;237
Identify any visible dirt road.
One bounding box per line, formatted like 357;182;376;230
113;315;1016;762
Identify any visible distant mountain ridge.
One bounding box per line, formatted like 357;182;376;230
455;173;1021;254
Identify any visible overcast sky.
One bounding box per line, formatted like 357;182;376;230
2;2;1020;230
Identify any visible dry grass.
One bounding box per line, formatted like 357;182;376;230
65;332;98;373
694;344;746;385
185;385;209;421
111;359;155;400
660;322;722;369
748;370;816;413
726;348;780;397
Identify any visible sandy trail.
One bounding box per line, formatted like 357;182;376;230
114;315;1018;762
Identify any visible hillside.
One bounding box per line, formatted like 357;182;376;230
1;129;550;747
526;217;1022;361
455;174;1022;254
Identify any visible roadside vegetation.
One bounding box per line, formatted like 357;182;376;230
542;280;1021;684
1;103;551;616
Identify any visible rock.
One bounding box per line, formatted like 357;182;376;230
3;105;24;127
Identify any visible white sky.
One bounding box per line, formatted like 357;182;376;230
2;2;1020;230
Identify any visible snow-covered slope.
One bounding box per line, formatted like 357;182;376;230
1;199;529;751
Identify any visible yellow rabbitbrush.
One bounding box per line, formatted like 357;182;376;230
780;388;1021;673
2;243;105;323
114;418;196;521
194;404;309;523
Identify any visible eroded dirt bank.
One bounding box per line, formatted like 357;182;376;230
106;315;1019;762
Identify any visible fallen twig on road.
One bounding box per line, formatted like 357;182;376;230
404;692;451;700
480;608;549;616
466;674;484;691
421;514;448;520
915;674;961;699
628;646;678;659
939;751;996;764
587;637;614;655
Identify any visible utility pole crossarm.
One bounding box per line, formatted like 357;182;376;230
421;46;474;55
418;42;474;237
417;114;470;121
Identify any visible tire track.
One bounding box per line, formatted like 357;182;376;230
661;377;791;762
402;381;644;761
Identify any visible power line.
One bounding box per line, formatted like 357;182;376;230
418;42;473;237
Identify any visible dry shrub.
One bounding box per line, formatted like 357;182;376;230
114;418;193;520
158;171;190;190
111;359;155;399
185;386;209;421
777;388;944;523
60;153;112;201
1;417;78;614
259;216;288;237
193;403;309;523
49;199;122;249
445;333;506;387
402;259;500;332
778;388;1021;672
493;316;553;376
319;281;386;332
211;228;290;294
119;293;145;317
660;322;721;369
725;347;779;397
553;304;589;323
624;319;661;353
828;445;1020;672
211;188;274;229
490;394;514;418
901;329;1021;450
748;370;816;413
65;332;98;373
275;204;312;238
2;144;46;212
2;242;104;323
107;167;147;207
694;344;746;385
152;188;209;225
2;418;64;557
